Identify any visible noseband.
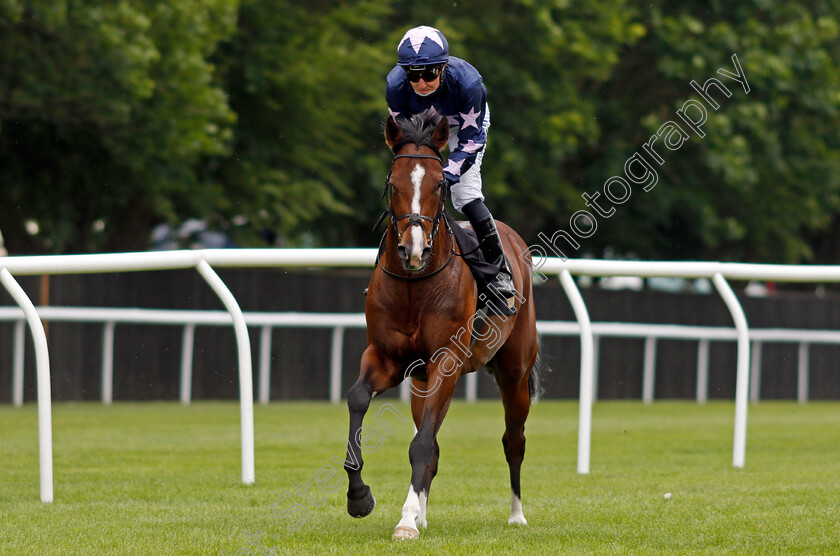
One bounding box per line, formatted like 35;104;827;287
385;153;447;247
375;151;455;280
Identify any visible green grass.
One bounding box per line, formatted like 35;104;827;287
1;400;838;555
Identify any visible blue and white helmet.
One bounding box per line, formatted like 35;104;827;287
397;26;449;66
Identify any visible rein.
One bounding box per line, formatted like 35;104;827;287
376;151;455;281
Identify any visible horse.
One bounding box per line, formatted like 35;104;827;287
342;109;540;539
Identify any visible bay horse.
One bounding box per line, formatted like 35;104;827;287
343;109;539;539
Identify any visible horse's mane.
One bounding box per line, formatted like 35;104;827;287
391;108;443;154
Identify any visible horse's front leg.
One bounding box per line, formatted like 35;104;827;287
345;347;398;518
407;380;440;531
393;369;457;540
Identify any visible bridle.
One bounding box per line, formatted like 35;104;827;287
385;153;447;247
375;151;455;280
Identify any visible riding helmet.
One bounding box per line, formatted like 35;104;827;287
397;26;449;66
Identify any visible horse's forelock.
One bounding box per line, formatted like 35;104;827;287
393;108;442;152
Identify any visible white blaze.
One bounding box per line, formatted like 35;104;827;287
410;163;424;214
408;163;426;266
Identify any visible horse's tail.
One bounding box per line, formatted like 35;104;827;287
528;336;545;403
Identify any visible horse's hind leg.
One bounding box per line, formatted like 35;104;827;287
344;347;399;518
498;372;532;525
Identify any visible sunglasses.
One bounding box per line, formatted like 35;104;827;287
403;64;443;83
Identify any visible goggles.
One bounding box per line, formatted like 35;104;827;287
402;64;444;83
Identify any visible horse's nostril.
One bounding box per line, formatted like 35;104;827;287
422;246;431;259
397;245;408;261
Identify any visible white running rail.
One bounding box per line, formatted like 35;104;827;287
3;308;834;408
3;248;840;500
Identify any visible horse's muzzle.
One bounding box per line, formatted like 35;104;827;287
398;227;431;271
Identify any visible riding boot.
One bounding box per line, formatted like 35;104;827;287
462;199;518;312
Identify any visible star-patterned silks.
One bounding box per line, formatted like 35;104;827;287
460;139;484;154
400;26;445;55
443;158;464;176
459;107;481;129
386;56;488;184
388;107;400;120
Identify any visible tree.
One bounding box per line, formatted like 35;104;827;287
368;1;840;264
209;0;395;247
564;0;840;263
0;0;237;253
3;0;839;264
327;0;647;248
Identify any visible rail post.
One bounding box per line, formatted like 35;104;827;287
712;272;750;469
195;260;255;485
559;270;594;475
0;269;53;502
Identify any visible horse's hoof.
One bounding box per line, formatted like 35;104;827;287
347;486;376;518
508;515;528;525
393;525;420;540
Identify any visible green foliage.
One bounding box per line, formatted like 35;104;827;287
0;0;237;252
210;0;393;246
1;0;839;262
378;0;840;263
438;0;648;243
598;0;840;263
329;0;649;247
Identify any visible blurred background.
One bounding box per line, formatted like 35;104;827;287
1;0;838;264
2;1;840;402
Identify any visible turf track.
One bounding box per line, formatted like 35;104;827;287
2;400;838;554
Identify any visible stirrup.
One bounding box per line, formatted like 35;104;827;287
490;271;517;298
486;271;517;316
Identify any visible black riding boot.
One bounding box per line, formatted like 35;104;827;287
462;199;518;312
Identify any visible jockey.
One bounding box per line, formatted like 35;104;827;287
386;25;517;305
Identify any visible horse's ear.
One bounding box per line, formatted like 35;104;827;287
432;115;449;151
384;116;402;150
